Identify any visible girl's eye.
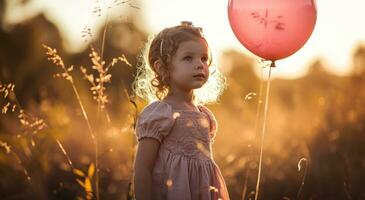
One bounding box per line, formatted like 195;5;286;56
201;56;208;63
184;56;193;61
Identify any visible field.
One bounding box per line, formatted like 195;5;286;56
1;1;365;200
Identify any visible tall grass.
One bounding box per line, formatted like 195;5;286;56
41;1;137;199
42;43;132;199
1;81;98;199
0;1;138;199
0;83;47;181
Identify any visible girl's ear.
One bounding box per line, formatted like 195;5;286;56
153;59;171;85
153;59;164;75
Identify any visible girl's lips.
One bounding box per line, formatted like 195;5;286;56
193;74;205;79
193;75;205;80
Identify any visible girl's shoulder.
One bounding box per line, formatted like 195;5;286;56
139;100;216;123
135;100;176;143
138;100;173;121
197;104;218;136
197;104;216;118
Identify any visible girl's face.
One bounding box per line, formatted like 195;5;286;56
169;38;210;92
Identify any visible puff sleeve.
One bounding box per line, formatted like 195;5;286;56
135;101;176;143
199;105;218;144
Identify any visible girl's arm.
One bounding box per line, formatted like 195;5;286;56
134;138;160;200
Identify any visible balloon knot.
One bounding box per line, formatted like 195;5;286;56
270;61;276;68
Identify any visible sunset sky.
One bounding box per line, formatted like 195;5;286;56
4;0;365;79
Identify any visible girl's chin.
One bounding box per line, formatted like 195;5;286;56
179;81;206;90
191;83;205;89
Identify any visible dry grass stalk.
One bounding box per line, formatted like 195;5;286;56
0;83;48;181
0;82;47;143
80;47;132;123
43;44;97;142
0;139;31;181
43;44;99;199
296;158;309;199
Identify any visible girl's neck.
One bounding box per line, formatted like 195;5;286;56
163;90;198;110
166;85;194;104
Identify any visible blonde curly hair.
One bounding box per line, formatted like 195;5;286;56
132;21;227;105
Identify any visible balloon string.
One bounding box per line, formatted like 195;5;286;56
254;62;273;200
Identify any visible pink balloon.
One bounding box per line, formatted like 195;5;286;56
228;0;317;61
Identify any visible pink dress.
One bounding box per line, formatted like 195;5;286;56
135;100;230;200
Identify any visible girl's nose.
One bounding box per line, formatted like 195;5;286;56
196;63;203;70
196;60;205;69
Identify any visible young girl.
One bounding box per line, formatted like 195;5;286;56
132;21;229;200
